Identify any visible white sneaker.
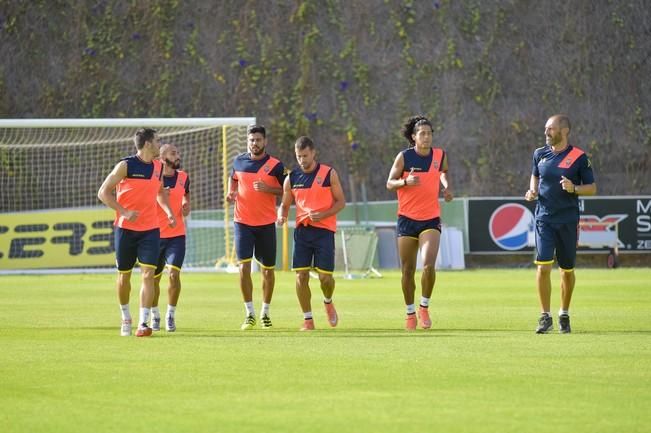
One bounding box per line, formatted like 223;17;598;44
166;315;176;332
151;316;161;331
120;319;132;336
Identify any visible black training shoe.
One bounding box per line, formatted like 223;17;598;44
535;314;553;334
559;314;571;334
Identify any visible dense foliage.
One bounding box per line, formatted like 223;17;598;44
1;0;649;199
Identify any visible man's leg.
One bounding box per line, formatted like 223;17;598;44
398;236;419;330
417;229;441;329
296;270;314;330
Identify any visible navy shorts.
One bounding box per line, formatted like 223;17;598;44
155;235;186;275
292;226;335;274
397;215;442;238
114;227;160;272
534;220;579;270
234;222;277;268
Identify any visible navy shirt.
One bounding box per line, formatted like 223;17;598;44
532;145;595;223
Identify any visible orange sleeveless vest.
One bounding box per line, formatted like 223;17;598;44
115;159;162;231
157;170;189;238
292;164;337;233
234;156;283;226
397;148;444;220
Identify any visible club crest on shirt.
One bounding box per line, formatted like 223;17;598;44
561;158;573;168
263;165;270;173
316;176;323;185
431;160;439;169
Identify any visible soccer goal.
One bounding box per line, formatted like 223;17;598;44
0;117;253;273
335;226;382;279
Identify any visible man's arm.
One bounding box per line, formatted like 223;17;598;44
157;184;176;227
525;175;539;201
276;176;293;225
97;161;138;222
182;192;191;217
439;154;454;202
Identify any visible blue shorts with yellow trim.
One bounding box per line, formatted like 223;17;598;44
234;222;277;268
534;220;578;270
397;215;441;238
114;227;160;272
292;225;335;273
155;235;186;275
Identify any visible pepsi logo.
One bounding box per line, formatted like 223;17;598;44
489;203;534;250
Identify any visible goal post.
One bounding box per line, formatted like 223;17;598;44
0;117;254;273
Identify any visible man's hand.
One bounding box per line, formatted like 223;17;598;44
560;176;575;193
226;190;237;203
121;209;139;222
443;188;454;202
525;189;538;201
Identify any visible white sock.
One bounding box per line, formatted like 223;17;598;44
151;306;160;319
167;305;176;317
139;307;151;327
559;309;569;316
304;311;313;320
261;303;270;317
120;304;131;321
323;297;332;304
420;296;430;308
245;302;255;316
406;304;416;314
542;311;551;317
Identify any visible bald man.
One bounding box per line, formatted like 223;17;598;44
151;143;191;332
525;114;596;334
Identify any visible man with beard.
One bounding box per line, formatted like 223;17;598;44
277;136;346;331
525;114;596;334
227;125;286;330
151;143;191;332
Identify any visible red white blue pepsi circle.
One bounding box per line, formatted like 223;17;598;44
489;203;534;250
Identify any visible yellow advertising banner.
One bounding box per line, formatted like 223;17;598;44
0;208;116;269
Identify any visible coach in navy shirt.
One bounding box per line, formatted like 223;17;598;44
525;114;596;334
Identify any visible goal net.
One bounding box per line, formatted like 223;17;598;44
335;226;382;279
0;118;253;272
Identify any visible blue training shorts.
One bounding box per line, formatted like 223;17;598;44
397;215;441;239
234;222;277;269
292;225;335;274
114;227;160;272
534;220;579;270
155;235;186;275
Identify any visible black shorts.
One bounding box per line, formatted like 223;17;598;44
292;226;335;274
155;235;186;275
114;227;160;272
234;222;277;269
397;215;441;239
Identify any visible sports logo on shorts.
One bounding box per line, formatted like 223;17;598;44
489;203;534;250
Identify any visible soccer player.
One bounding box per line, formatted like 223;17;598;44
386;115;453;331
226;125;286;330
525;114;596;334
97;128;176;337
277;136;346;331
151;143;190;333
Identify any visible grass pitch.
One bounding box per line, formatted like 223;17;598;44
1;269;650;433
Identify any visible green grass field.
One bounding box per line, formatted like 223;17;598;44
1;269;650;433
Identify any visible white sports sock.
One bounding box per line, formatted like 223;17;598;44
420;296;430;308
139;307;151;327
167;305;176;317
323;297;332;304
542;311;551;317
151;306;160;319
303;311;313;320
120;304;131;321
261;303;270;317
559;309;569;316
245;302;255;316
406;304;416;314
